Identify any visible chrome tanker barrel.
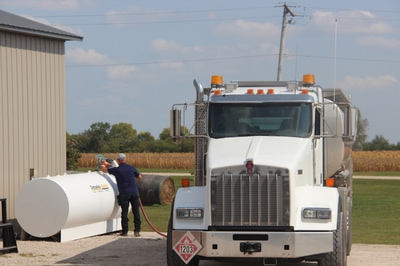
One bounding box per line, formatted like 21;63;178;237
15;171;122;242
323;98;345;178
322;88;358;178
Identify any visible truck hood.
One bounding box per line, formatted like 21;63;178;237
207;136;312;171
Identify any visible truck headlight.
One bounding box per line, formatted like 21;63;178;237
303;208;331;219
176;208;203;219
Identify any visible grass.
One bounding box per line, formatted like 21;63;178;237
352;179;400;245
354;171;400;176
140;204;171;233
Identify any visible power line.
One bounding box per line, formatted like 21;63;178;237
65;53;400;68
304;6;400;14
30;5;400;27
36;5;400;19
47;13;400;27
37;6;276;18
65;54;277;68
61;15;282;26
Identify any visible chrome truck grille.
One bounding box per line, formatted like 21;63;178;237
211;172;290;227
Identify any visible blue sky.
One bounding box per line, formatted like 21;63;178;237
2;0;400;143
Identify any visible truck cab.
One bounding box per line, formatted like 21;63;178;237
167;74;357;266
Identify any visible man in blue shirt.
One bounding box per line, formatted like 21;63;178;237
101;153;142;236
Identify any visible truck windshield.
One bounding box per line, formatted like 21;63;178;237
209;102;312;138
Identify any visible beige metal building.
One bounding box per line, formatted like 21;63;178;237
0;10;83;222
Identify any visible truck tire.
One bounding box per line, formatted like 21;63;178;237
318;212;347;266
166;203;199;266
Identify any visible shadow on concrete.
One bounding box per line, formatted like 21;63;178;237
57;237;166;266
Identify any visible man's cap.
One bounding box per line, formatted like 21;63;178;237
116;153;126;160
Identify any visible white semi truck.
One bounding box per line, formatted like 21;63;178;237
167;74;357;266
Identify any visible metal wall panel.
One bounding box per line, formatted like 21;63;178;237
0;31;66;219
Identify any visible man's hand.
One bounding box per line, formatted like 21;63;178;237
100;164;108;173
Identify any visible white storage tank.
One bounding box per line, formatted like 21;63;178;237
15;171;122;242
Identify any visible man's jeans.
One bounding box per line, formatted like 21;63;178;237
119;193;141;233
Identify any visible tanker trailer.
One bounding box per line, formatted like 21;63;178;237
15;171;122;242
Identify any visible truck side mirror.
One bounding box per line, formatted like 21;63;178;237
170;109;182;142
350;107;358;138
343;106;358;144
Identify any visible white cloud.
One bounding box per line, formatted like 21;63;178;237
151;39;181;52
2;0;96;10
105;6;171;28
339;74;397;89
151;38;204;54
66;48;109;65
358;36;400;49
156;61;184;69
67;48;142;79
310;11;336;31
365;21;392;34
359;11;375;19
214;20;280;38
312;10;392;34
260;43;280;56
107;65;139;80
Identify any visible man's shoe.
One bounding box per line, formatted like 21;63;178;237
134;231;141;237
120;232;128;236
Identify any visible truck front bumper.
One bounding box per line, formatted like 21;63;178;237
172;230;333;258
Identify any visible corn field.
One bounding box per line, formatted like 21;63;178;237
79;151;400;172
353;151;400;172
79;153;195;169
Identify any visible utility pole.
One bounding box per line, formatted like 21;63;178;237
277;3;295;81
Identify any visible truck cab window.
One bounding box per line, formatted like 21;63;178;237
209;102;312;138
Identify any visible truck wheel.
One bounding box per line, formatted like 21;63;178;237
166;207;199;266
318;212;347;266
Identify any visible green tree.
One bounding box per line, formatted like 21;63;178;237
86;122;111;152
353;109;369;150
66;133;82;170
157;128;180;152
159;127;195;152
68;132;90;153
137;131;155;142
156;128;194;152
364;135;392;151
137;131;156;152
159;128;171;141
108;123;138;152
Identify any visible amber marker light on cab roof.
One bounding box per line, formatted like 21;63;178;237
247;89;254;94
267;88;274;94
211;75;223;87
257;89;264;95
214;89;221;95
303;74;315;84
